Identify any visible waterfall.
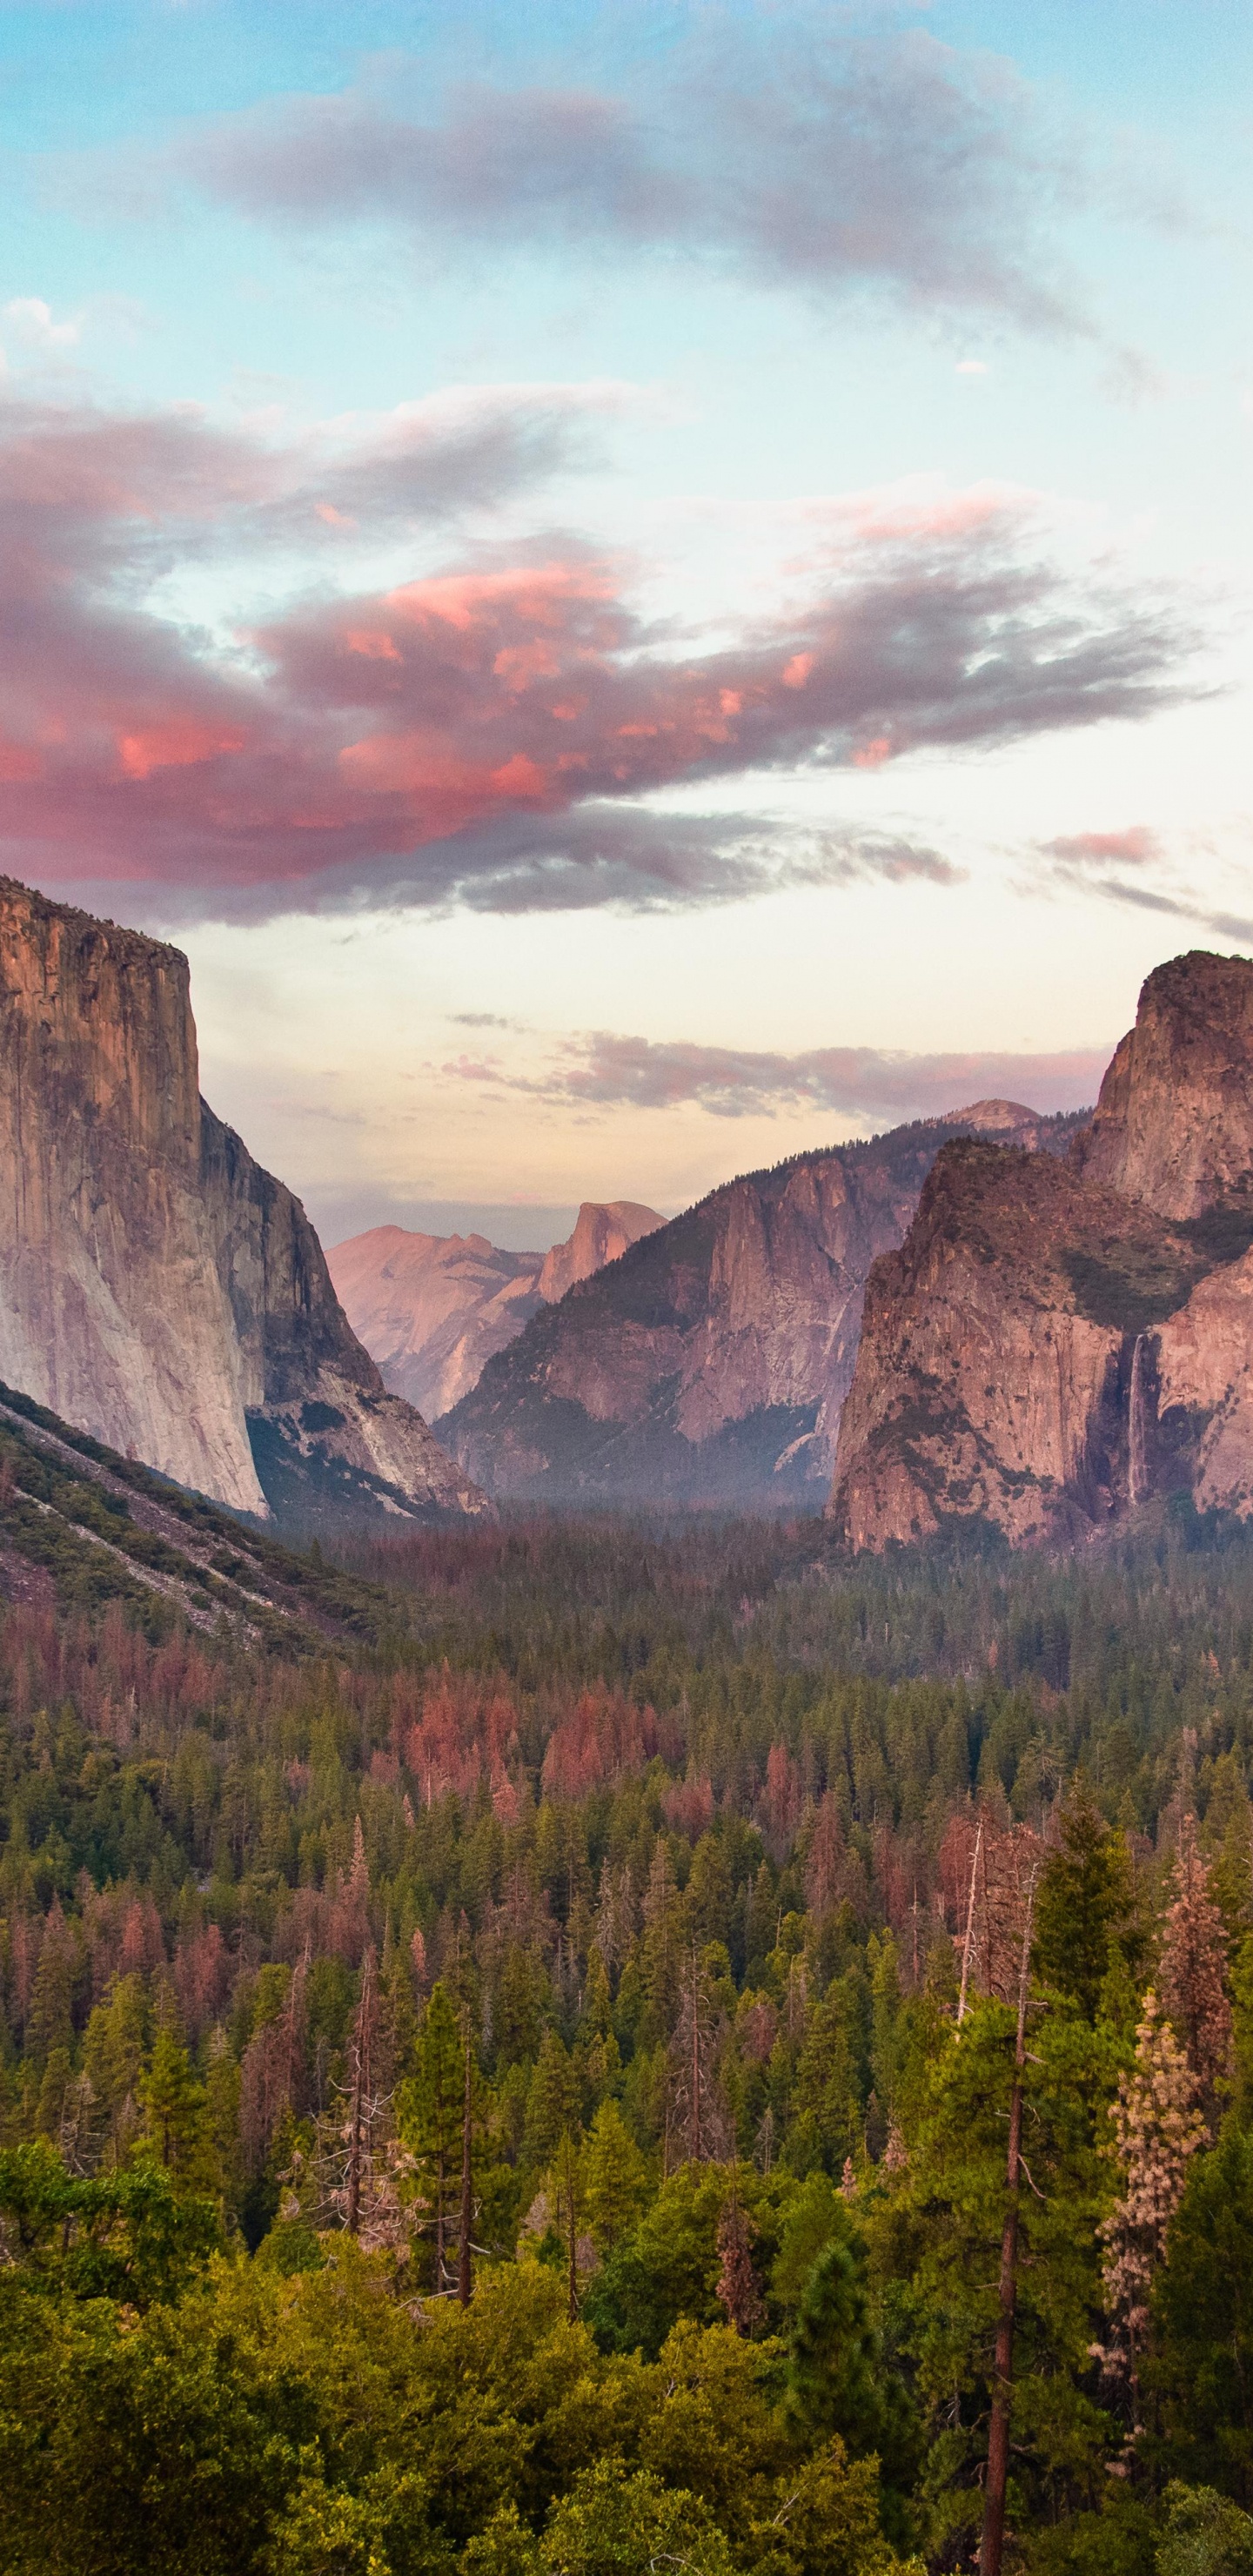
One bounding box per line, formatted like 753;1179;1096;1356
1129;1332;1151;1506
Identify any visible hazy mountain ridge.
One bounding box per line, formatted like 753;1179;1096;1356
327;1200;663;1419
438;1103;1086;1507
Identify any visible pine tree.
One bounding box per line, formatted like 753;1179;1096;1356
668;1944;728;2165
785;2231;881;2451
582;2098;647;2250
1034;1791;1139;2021
786;2230;917;2546
1097;1988;1206;2410
639;1841;682;2041
395;1978;464;2292
204;2027;245;2216
82;1972;147;2169
139;2019;208;2184
523;2027;580;2170
26;1906;77;2076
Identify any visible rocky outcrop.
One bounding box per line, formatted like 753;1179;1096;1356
439;1104;1082;1507
829;1140;1210;1548
536;1201;663;1304
0;878;483;1522
830;949;1253;1550
1070;951;1253;1220
327;1200;664;1420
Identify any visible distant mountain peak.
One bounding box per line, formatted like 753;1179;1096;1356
329;1197;663;1421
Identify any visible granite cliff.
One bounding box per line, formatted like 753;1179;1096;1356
830;950;1253;1549
326;1201;662;1420
536;1200;663;1305
0;879;483;1523
439;1103;1082;1507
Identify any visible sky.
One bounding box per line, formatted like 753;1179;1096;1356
1;0;1250;1248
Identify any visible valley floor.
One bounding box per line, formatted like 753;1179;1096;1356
3;1502;1253;2574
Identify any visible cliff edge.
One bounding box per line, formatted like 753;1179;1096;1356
0;879;483;1522
830;949;1253;1549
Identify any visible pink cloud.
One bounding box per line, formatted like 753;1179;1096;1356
0;392;1203;913
473;1028;1114;1121
1043;824;1160;866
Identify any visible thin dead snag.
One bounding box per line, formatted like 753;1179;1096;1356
345;1947;374;2237
458;2022;473;2307
981;1867;1037;2576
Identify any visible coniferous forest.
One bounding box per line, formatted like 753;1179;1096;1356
6;1507;1253;2574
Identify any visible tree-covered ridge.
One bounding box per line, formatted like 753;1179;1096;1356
6;1515;1253;2572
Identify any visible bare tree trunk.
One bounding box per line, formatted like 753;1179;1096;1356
434;2149;446;2292
981;1871;1037;2576
345;1947;374;2237
691;1943;702;2164
458;2028;472;2307
958;1820;983;2028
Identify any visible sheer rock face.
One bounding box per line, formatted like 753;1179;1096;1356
831;949;1253;1549
1069;950;1253;1219
439;1104;1081;1507
0;878;482;1521
829;1142;1209;1549
536;1200;663;1305
1152;1251;1253;1516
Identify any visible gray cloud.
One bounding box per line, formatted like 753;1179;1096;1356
456;1028;1111;1124
1035;826;1253;947
111;806;964;931
69;19;1102;334
0;376;1206;918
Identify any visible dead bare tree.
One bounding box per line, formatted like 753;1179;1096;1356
458;2018;473;2307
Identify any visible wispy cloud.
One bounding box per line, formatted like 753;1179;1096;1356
1035;824;1253;946
446;1030;1110;1124
61;20;1112;336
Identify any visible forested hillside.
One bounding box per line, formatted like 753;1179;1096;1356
4;1506;1253;2573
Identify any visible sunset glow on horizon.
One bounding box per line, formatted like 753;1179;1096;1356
2;0;1250;1242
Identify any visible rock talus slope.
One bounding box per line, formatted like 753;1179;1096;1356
0;879;482;1521
439;1104;1082;1507
830;950;1253;1549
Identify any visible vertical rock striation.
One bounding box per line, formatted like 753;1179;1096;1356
1069;950;1253;1219
0;878;483;1521
831;949;1253;1549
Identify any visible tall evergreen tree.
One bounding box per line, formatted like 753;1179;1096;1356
395;1979;464;2292
582;2098;647;2251
1033;1791;1139;2022
139;2022;208;2185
